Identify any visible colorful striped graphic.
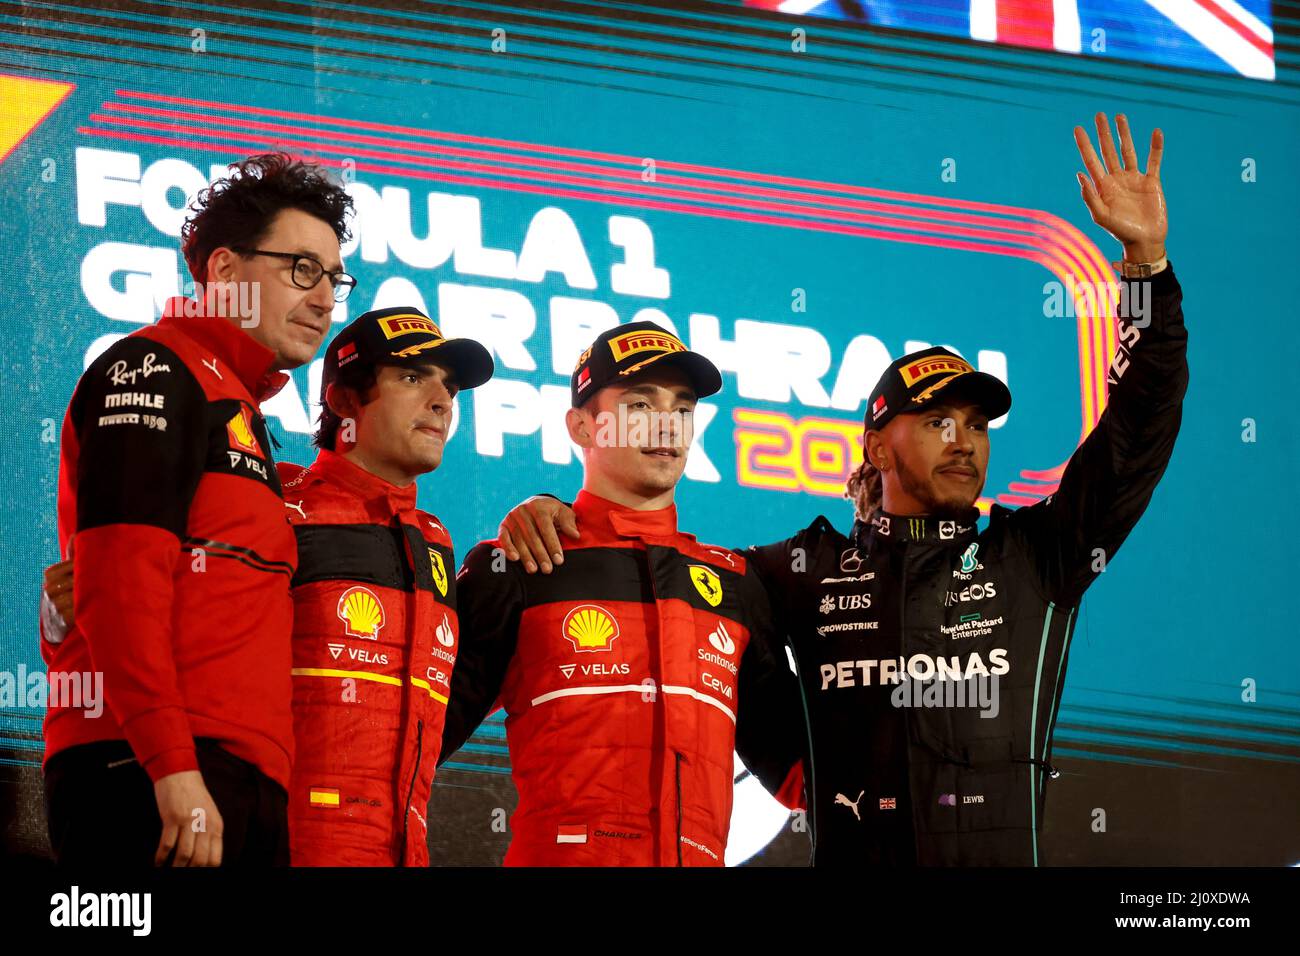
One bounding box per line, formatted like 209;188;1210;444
75;87;1120;506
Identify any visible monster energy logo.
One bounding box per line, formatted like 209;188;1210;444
908;518;926;538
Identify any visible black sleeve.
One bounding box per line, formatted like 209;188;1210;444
742;533;805;638
439;540;525;766
735;562;808;800
73;337;207;535
1006;262;1188;604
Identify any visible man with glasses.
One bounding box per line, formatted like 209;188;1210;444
229;247;357;304
40;152;353;866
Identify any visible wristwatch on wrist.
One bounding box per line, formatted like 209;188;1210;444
1111;254;1168;278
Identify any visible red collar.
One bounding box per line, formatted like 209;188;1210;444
573;490;682;540
311;449;418;514
158;297;290;403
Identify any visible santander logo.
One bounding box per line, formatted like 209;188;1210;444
708;622;736;656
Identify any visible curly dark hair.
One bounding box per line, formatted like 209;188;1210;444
845;455;882;523
180;152;353;284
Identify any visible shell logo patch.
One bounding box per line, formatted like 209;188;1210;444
337;586;385;640
689;565;723;607
563;604;619;653
429;549;448;597
225;406;263;457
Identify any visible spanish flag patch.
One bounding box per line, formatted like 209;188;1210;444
309;788;340;808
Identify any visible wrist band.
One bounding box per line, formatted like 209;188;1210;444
1111;255;1168;278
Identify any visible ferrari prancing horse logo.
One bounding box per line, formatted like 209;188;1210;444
429;549;448;597
689;565;723;607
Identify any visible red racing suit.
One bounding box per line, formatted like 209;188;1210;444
440;490;804;866
279;450;458;866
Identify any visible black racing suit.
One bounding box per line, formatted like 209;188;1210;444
747;263;1187;865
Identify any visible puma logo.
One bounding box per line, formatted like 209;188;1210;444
201;357;222;380
285;501;307;520
834;790;865;822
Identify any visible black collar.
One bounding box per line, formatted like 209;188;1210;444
853;509;980;549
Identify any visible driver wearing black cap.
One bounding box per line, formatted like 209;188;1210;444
440;321;804;866
276;304;495;866
493;112;1188;866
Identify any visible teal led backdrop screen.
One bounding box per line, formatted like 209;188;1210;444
1;1;1297;864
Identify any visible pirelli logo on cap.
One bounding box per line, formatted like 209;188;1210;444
898;355;973;387
379;313;441;340
607;330;686;363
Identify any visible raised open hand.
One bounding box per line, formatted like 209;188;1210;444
1074;112;1167;262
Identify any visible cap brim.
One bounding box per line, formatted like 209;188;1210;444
623;350;723;400
393;338;495;390
912;370;1011;420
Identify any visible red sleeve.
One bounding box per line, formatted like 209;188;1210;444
75;525;197;779
70;337;208;781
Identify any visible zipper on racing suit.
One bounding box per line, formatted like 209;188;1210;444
1014;757;1061;780
399;718;424;865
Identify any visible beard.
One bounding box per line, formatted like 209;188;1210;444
893;448;983;519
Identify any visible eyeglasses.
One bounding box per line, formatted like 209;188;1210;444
234;248;357;302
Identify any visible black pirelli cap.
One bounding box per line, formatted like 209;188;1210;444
570;321;722;407
866;346;1011;430
321;306;494;399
